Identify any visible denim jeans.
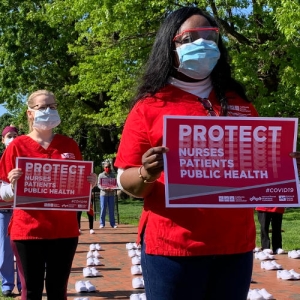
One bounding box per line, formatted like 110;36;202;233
0;211;21;292
100;195;115;227
141;240;253;300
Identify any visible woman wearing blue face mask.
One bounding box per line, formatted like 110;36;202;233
115;7;259;300
0;90;97;300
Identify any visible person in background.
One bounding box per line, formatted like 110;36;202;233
256;207;285;254
77;196;95;234
0;125;21;297
1;126;18;149
115;6;259;300
97;162;117;228
0;90;97;300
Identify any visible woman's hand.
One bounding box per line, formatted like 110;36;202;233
141;146;169;181
87;173;98;187
7;168;23;189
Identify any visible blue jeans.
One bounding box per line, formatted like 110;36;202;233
0;211;21;293
100;195;115;227
141;240;253;300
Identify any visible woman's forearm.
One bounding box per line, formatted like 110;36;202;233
119;167;159;198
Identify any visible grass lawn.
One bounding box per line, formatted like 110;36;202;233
255;207;300;251
86;196;144;226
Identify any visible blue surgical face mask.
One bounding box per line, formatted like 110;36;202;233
176;38;220;80
29;107;61;130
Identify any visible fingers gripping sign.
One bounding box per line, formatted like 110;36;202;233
141;146;169;182
8;168;23;190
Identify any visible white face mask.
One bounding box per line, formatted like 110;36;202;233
4;137;14;147
30;107;61;130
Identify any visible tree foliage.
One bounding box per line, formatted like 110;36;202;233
0;0;300;164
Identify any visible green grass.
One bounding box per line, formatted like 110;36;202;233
0;295;13;300
82;196;144;226
255;208;300;251
116;197;144;225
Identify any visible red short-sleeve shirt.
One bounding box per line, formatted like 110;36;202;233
0;134;82;240
115;85;258;256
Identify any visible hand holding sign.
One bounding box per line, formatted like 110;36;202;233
7;168;23;190
141;146;169;182
87;173;97;187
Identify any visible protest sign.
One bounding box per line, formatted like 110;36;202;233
14;158;93;210
163;116;300;207
99;177;118;189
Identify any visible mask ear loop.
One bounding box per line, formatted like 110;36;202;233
172;44;180;75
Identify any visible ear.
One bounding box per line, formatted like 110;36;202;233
27;110;34;119
1;137;4;144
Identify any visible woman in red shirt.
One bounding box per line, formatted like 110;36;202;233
115;6;258;300
0;90;97;300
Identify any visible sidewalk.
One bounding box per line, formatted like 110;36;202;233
10;217;300;299
251;251;300;300
67;219;143;300
10;219;142;300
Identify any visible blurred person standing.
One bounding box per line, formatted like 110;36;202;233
97;162;117;228
0;125;21;297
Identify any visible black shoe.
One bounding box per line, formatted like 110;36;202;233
2;290;12;297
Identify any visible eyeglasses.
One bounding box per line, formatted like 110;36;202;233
30;103;58;112
173;27;219;45
199;98;217;116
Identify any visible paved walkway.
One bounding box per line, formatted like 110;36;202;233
67;219;142;300
251;251;300;300
10;218;300;299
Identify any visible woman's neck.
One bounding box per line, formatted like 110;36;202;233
27;129;55;148
168;76;212;99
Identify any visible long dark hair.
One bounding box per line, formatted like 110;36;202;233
131;7;249;115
